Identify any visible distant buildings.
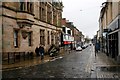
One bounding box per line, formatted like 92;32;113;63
61;18;84;50
99;0;120;62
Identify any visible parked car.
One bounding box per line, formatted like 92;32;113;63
76;46;82;51
81;45;86;49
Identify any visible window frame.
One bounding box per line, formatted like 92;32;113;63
14;30;19;48
40;29;45;46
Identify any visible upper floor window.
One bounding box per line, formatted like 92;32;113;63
20;2;25;11
27;2;33;13
62;27;66;33
67;30;71;35
39;2;46;21
19;2;33;13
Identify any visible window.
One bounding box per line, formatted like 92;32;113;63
67;30;71;35
14;30;18;48
53;9;57;25
19;2;33;13
28;32;32;46
40;29;45;45
62;27;66;33
27;2;33;13
47;5;52;24
55;33;58;45
30;2;33;12
47;31;50;44
39;7;42;20
51;32;54;44
20;2;25;11
39;2;46;21
42;8;45;21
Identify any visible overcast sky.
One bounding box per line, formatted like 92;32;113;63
62;0;106;38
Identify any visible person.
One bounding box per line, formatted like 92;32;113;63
35;46;39;57
39;45;44;60
95;42;100;56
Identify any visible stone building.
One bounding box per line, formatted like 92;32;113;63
1;0;63;61
99;0;120;62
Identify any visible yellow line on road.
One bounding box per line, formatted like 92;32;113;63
85;48;93;73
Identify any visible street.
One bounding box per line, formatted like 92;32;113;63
2;46;93;78
2;45;120;79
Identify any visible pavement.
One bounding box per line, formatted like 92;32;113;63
2;49;72;71
90;48;120;78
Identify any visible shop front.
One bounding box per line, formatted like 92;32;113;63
108;32;119;60
107;16;120;61
62;34;74;50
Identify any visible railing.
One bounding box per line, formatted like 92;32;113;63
2;52;34;64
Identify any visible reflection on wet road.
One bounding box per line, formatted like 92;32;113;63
2;46;120;78
3;46;93;78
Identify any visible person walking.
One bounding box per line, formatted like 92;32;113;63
95;41;100;56
39;45;44;60
35;46;39;57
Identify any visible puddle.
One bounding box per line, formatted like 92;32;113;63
97;66;120;72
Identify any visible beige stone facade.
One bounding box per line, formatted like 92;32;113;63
99;0;120;61
1;1;63;59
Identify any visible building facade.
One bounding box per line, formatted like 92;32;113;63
61;18;74;49
61;18;83;50
99;0;120;62
73;27;82;47
1;1;63;61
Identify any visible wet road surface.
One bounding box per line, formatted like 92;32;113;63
2;46;120;79
2;46;93;78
